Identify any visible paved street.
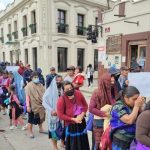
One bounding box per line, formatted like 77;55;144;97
0;85;96;150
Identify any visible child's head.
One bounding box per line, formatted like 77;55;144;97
9;84;16;94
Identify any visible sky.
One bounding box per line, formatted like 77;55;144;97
0;0;14;11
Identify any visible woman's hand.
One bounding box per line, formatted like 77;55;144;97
51;111;57;116
72;117;82;124
76;113;84;121
27;106;31;113
135;96;145;108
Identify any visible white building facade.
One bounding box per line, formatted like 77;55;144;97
0;0;110;75
99;0;150;71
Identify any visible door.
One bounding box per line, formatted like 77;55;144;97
33;47;37;71
138;45;146;70
129;44;147;71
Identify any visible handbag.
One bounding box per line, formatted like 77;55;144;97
86;113;94;131
56;121;64;139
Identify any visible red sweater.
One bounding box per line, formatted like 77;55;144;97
57;90;88;125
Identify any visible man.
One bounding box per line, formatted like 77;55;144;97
64;66;75;82
46;67;57;88
23;64;33;86
37;68;45;86
117;66;129;92
25;72;46;138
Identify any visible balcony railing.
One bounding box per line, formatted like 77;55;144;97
21;27;28;37
29;24;36;34
76;26;87;36
12;31;18;39
57;23;69;34
0;37;4;43
7;33;12;41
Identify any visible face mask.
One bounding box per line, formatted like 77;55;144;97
32;78;40;84
65;89;74;97
57;82;62;88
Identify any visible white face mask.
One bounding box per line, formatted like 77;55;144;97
32;78;40;84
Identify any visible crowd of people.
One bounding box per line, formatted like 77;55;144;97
0;61;150;150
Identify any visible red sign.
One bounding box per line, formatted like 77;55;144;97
105;27;110;33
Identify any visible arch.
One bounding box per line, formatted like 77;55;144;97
54;0;71;7
74;5;89;11
53;38;72;43
74;40;88;45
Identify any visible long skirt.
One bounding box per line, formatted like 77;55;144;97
65;119;90;150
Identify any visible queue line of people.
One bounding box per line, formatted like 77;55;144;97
0;62;150;150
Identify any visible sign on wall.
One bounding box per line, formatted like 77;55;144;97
106;35;122;54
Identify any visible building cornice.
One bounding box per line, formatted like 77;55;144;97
0;0;33;22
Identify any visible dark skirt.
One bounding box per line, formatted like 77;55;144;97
28;111;41;125
65;118;90;150
11;102;22;119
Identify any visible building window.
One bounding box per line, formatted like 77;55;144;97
29;10;36;34
3;52;5;62
22;15;28;36
7;24;12;41
12;21;18;39
33;47;38;71
77;14;86;36
57;9;68;33
0;28;4;43
25;49;28;65
94;49;98;71
58;47;67;72
77;48;84;70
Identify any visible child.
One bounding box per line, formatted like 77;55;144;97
9;84;26;130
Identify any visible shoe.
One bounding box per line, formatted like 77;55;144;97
29;134;34;139
9;126;17;130
21;126;27;131
2;112;6;115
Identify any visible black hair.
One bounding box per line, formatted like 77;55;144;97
62;80;74;91
3;70;9;75
88;64;92;68
9;84;16;92
116;86;140;101
144;101;150;111
56;75;62;79
31;71;38;79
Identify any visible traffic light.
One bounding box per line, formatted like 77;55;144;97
92;30;97;43
87;25;92;40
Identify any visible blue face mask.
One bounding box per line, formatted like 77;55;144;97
32;78;40;84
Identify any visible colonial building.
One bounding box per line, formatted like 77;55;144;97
0;0;111;75
99;0;150;72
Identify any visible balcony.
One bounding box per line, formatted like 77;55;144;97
57;23;69;34
21;27;28;37
76;26;87;36
12;31;18;39
0;37;4;43
29;24;36;34
7;33;12;41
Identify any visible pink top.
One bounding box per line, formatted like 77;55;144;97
11;94;20;106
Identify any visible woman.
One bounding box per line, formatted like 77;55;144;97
89;73;117;150
72;66;84;90
57;81;90;150
110;86;144;150
86;64;94;87
43;75;64;150
136;101;150;149
25;72;45;138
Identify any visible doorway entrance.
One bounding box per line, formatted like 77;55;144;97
129;42;147;71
